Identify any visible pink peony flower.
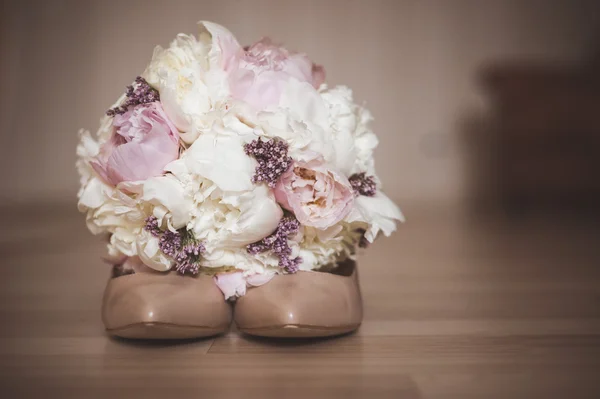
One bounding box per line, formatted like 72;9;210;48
274;157;354;229
215;34;325;109
91;103;180;186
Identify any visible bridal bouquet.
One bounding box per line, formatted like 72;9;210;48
76;21;404;299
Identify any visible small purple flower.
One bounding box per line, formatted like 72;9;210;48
278;255;302;274
246;241;270;255
143;216;161;237
158;230;182;258
144;218;206;275
175;252;200;274
183;242;205;257
174;259;200;275
247;215;302;273
173;236;205;275
244;137;292;188
349;172;377;197
277;216;301;237
106;76;160;116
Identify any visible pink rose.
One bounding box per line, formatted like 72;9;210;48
91;103;180;186
215;34;325;109
274;157;354;229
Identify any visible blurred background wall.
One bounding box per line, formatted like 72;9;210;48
1;0;600;210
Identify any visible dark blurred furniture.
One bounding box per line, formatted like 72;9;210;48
483;64;600;212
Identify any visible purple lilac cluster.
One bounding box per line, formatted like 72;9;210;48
244;137;292;188
143;217;205;275
106;76;160;116
247;215;302;273
144;216;161;237
158;230;182;258
349;172;377;197
174;241;206;275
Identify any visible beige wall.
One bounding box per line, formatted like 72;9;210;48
1;0;598;206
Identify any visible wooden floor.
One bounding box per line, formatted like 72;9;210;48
0;204;599;398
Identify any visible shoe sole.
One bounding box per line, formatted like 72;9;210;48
238;323;360;338
106;322;228;339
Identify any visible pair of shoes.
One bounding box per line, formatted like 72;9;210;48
102;260;362;339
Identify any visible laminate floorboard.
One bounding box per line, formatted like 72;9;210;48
1;204;598;398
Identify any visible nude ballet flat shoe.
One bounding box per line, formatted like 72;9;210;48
102;272;232;339
234;259;362;338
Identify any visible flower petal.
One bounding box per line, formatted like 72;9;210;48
142;175;193;229
184;132;254;192
214;271;247;300
346;192;405;242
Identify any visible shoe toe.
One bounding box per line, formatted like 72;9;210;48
234;263;362;338
102;273;231;339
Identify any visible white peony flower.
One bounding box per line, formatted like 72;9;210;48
142;173;194;229
77;122;149;260
295;224;358;271
75;112;116;197
255;109;333;163
183;128;255;192
131;123;283;272
202;248;279;275
143;22;233;144
251;82;378;178
352;106;379;176
321;85;379;176
278;79;329;127
136;229;173;271
345;192;405;243
78;175;147;258
176;127;283;250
